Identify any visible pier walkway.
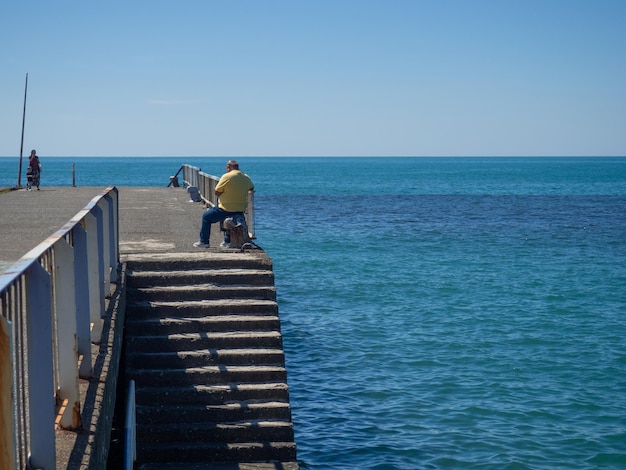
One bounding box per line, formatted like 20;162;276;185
1;185;224;264
0;186;298;469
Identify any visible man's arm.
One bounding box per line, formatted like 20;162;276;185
215;174;227;196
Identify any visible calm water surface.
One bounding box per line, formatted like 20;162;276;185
1;156;625;468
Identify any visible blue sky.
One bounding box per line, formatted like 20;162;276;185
1;0;625;157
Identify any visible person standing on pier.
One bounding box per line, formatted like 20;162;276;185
27;149;41;190
194;160;254;248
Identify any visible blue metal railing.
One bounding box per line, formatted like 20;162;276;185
124;379;136;470
0;186;119;470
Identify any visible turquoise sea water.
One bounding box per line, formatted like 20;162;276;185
2;156;626;469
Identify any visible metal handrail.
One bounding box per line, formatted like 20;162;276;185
0;186;119;470
124;380;136;470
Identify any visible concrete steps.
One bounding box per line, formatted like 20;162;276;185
123;253;298;469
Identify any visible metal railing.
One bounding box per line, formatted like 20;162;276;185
0;186;119;470
124;379;136;470
176;164;256;240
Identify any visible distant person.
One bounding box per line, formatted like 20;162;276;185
194;160;254;248
27;149;41;190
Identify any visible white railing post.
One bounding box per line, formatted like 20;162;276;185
25;263;55;469
85;212;104;343
54;239;81;430
93;204;106;319
98;199;111;297
105;192;119;284
73;223;93;379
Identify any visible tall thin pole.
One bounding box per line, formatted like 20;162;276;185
17;73;29;188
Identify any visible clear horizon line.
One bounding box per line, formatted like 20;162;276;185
1;155;625;159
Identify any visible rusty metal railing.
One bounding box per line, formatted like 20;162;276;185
0;186;119;470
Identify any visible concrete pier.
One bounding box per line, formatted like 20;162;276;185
0;185;227;265
0;186;297;469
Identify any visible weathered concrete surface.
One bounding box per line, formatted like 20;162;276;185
117;187;221;255
0;186;228;271
0;187;109;271
123;252;296;468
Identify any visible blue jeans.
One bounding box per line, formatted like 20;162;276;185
199;207;241;244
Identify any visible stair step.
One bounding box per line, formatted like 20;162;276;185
136;401;292;424
126;331;283;353
127;268;275;287
127;299;278;317
128;364;287;387
136;420;294;443
135;382;290;406
123;251;297;468
136;441;296;465
138;462;299;470
129;284;276;302
126;314;281;335
124;252;273;272
127;348;285;369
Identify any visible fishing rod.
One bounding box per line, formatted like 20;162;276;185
17;73;28;188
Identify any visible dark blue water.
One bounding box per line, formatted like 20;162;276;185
2;156;625;468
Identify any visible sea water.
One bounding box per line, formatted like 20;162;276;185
1;156;625;469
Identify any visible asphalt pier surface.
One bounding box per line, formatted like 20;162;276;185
0;185;227;270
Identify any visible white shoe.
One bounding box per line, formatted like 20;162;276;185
220;241;231;248
193;241;210;248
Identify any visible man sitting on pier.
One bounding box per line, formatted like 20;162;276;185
194;160;254;248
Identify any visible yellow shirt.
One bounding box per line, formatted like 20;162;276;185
215;170;254;212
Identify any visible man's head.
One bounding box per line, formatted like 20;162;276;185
226;160;239;171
